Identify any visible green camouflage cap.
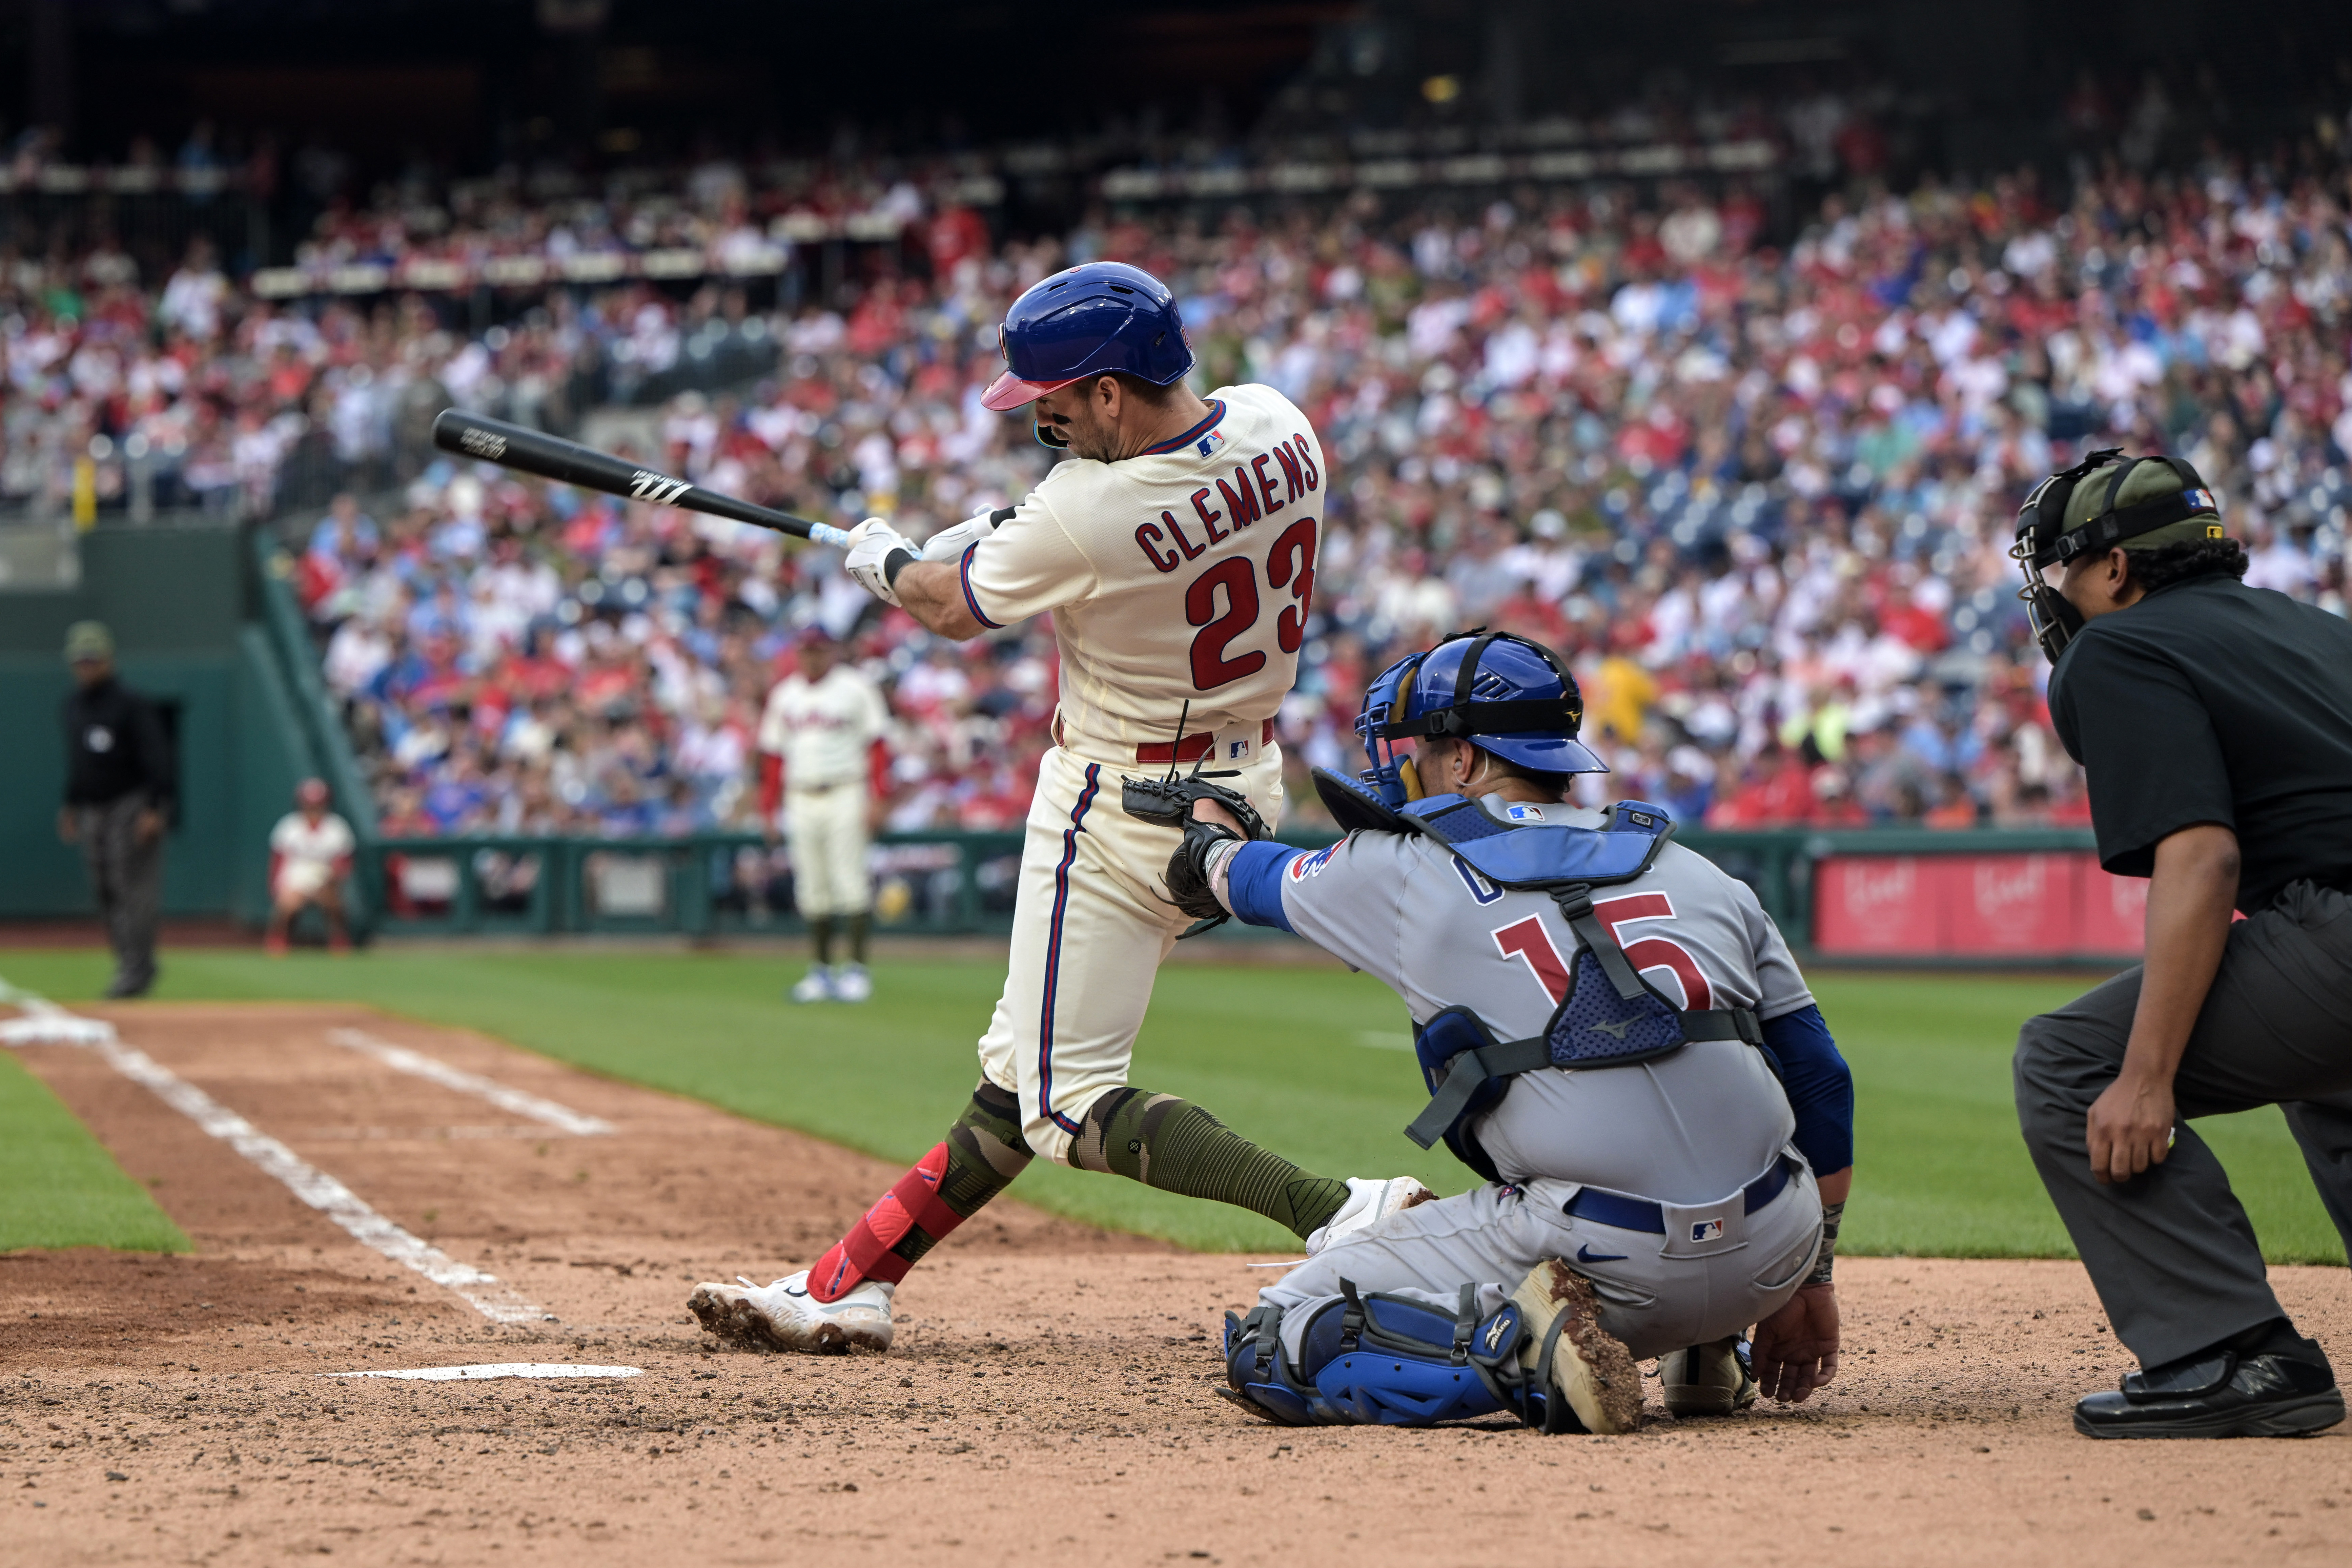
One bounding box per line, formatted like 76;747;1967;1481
2062;458;2226;552
62;620;114;663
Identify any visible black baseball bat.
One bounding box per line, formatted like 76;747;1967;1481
430;409;853;548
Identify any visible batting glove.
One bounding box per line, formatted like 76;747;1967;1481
842;517;918;607
922;512;1000;563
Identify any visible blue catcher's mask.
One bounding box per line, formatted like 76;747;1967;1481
1352;630;1608;808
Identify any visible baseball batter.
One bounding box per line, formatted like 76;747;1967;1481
1169;633;1855;1429
692;261;1424;1353
756;627;889;1003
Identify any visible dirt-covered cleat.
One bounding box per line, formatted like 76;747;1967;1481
687;1270;894;1354
1511;1259;1643;1434
788;967;836;1005
1659;1336;1759;1417
1303;1177;1436;1256
831;963;873;1003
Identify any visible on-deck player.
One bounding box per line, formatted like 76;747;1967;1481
756;626;890;1004
690;260;1426;1352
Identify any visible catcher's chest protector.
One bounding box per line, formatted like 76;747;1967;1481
1393;797;1763;1180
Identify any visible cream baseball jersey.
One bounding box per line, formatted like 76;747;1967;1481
757;665;888;787
956;384;1327;759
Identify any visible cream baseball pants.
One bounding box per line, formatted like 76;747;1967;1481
976;742;1284;1163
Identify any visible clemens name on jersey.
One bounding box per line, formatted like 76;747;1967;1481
957;384;1327;760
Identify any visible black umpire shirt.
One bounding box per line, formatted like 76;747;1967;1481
2048;573;2352;912
61;675;176;820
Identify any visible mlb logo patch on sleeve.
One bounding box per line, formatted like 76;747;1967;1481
1689;1217;1725;1244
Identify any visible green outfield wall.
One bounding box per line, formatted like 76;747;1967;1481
0;522;318;924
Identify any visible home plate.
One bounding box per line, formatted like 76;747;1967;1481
326;1363;642;1382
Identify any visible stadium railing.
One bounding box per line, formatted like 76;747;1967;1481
351;823;2130;967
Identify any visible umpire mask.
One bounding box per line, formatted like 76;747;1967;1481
2010;449;2224;662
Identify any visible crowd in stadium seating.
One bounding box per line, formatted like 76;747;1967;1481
16;115;2352;836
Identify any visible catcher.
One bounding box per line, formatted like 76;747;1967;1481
1171;632;1855;1431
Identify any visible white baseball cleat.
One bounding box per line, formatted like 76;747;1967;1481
1512;1258;1642;1434
789;967;836;1004
831;962;873;1003
1658;1336;1759;1417
686;1270;895;1354
1303;1176;1436;1256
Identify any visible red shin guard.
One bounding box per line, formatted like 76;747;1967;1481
809;1142;965;1302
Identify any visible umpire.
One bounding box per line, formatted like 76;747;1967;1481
56;621;174;999
2011;451;2352;1439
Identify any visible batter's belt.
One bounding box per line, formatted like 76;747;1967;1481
1053;711;1277;766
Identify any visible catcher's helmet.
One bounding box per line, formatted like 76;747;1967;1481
980;262;1193;413
1355;631;1607;806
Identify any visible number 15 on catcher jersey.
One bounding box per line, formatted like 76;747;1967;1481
955;383;1325;758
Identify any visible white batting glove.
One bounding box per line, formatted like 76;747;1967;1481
922;512;1000;563
842;517;918;607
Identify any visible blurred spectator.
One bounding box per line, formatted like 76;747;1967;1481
16;100;2342;839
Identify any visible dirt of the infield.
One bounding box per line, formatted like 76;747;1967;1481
2;1002;2345;1567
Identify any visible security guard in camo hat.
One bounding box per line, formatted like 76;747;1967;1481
2009;450;2352;1439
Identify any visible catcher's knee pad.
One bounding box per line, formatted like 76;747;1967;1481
1224;1284;1547;1428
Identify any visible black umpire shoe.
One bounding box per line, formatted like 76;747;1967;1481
2074;1344;2345;1439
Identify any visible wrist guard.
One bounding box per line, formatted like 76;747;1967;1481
1806;1199;1844;1287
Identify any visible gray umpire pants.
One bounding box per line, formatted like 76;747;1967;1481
2013;879;2352;1369
76;793;162;995
1260;1164;1824;1365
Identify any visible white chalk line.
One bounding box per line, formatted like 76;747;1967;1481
327;1363;640;1382
0;976;550;1326
301;1126;583;1142
325;1027;614;1137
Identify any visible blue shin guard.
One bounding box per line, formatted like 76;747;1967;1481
1224;1282;1548;1428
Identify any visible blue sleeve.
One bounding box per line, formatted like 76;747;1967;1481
1759;1004;1853;1175
1223;840;1299;933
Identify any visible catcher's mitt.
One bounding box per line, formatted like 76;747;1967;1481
1119;772;1272;840
1123;773;1271;927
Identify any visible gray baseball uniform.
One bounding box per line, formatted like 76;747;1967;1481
1222;794;1826;1361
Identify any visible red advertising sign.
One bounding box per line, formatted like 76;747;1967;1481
1813;851;2145;960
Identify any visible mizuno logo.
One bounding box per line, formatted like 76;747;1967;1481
1484;1317;1510;1352
628;470;693;504
1587;1018;1637;1040
1575;1244;1628;1264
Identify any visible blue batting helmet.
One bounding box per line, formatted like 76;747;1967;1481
980;261;1194;412
1354;631;1607;806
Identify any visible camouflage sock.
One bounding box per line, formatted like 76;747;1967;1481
1071;1087;1349;1240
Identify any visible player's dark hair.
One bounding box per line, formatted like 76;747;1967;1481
1107;370;1182;407
2124;536;2250;594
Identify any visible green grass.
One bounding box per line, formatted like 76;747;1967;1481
0;948;2341;1264
0;1042;190;1253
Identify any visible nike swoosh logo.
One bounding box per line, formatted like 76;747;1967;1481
1576;1244;1628;1264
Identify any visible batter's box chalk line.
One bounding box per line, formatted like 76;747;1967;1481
0;974;555;1326
327;1364;642;1382
325;1027;614;1136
